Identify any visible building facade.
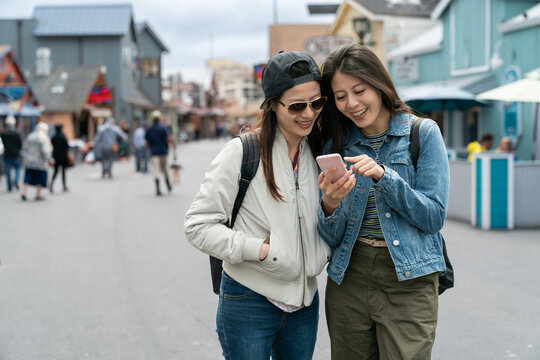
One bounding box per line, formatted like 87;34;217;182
389;0;540;161
0;4;168;137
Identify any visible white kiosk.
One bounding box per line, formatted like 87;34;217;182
471;153;515;230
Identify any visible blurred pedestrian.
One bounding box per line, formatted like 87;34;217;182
133;123;148;172
145;110;172;196
93;117;127;179
317;44;449;359
496;136;513;152
467;133;494;161
185;51;331;359
50;124;70;193
1;115;23;192
20;122;52;201
495;136;518;160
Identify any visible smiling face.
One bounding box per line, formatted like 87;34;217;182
331;71;391;135
272;80;322;149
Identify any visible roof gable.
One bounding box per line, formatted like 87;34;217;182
33;4;133;37
136;22;168;52
28;65;102;113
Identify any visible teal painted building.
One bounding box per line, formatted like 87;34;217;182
388;0;540;161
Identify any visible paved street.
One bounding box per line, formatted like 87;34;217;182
1;137;539;360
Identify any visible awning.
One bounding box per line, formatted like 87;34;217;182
123;86;158;109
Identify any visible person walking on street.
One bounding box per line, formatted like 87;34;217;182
185;51;331;360
316;44;449;359
93;118;127;179
145;110;172;196
133;123;148;173
20;122;53;201
1;115;23;192
50;124;70;192
467;133;494;161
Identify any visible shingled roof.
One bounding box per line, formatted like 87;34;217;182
32;4;133;36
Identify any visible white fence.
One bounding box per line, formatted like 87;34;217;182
447;159;540;228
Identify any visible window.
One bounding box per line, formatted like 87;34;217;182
142;58;159;78
451;0;490;75
122;46;131;68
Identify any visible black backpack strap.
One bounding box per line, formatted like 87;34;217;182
409;117;424;171
230;132;260;228
408;117;454;294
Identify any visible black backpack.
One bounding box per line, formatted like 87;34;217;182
209;132;260;295
409;118;454;295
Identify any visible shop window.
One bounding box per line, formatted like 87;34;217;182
142;58;159;78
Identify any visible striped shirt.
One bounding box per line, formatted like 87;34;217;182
357;129;388;240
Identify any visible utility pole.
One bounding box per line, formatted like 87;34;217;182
273;0;278;24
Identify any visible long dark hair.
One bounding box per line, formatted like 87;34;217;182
317;44;411;156
255;61;322;201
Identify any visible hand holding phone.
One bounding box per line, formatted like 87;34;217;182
316;153;348;183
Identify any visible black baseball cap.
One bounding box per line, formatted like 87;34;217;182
260;51;321;109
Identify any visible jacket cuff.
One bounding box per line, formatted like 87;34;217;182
241;236;264;261
318;203;341;223
373;166;397;193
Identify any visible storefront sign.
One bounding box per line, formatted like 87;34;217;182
502;66;521;142
393;57;419;82
303;36;353;64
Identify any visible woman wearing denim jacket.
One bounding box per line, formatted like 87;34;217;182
316;44;449;359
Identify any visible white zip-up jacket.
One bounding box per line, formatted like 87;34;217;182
184;129;331;307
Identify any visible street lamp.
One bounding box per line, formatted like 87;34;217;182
353;17;370;45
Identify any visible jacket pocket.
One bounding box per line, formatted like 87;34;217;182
389;155;414;186
258;235;301;281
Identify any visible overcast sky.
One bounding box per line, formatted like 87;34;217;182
0;0;336;85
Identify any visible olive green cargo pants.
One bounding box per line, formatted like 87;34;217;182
325;241;439;360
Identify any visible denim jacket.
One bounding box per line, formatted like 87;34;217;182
318;113;449;283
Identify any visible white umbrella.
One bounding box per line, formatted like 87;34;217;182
477;68;540;159
477;70;540;102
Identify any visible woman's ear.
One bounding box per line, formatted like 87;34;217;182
270;101;280;114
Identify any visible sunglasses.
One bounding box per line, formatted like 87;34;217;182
278;96;327;114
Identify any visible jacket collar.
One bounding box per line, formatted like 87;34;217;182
274;125;307;158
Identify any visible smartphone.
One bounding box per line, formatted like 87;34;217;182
316;153;348;183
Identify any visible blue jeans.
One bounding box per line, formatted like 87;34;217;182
134;147;148;172
4;157;22;191
217;272;319;360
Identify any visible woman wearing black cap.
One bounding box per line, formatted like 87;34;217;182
50;124;70;192
185;51;331;359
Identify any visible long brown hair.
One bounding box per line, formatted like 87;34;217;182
318;44;411;156
255;61;322;201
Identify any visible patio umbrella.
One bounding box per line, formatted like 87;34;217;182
477;68;540;159
402;83;487;112
476;71;540;103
